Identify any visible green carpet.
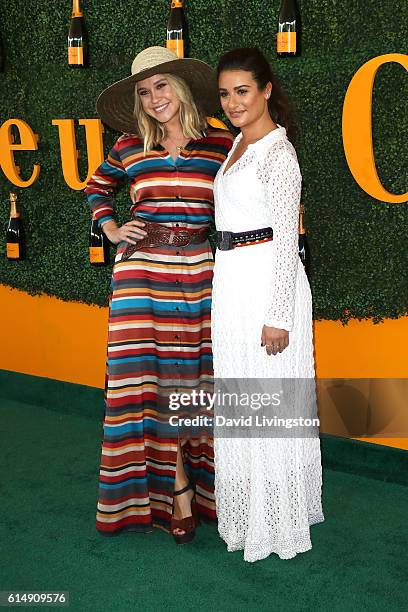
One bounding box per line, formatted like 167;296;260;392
1;398;407;612
1;370;407;486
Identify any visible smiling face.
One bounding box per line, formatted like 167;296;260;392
136;73;180;124
218;69;272;130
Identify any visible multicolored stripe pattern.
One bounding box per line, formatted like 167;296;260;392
85;129;233;534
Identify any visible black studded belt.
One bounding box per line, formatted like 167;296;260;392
216;227;273;251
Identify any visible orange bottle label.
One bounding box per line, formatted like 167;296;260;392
166;39;184;58
207;117;228;130
277;32;296;54
68;46;84;65
7;243;20;259
171;1;183;7
89;246;105;263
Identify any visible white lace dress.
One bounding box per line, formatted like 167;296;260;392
211;126;325;562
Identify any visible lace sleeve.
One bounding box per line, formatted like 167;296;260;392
258;140;301;331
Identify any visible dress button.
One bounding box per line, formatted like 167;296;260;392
176;251;180;255
175;280;180;284
175;363;179;367
175;306;179;311
175;223;179;227
175;335;179;340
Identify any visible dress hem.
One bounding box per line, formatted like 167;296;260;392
219;512;325;562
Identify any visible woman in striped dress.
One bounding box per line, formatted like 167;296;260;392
85;47;233;543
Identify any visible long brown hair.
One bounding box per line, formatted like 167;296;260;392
217;47;298;144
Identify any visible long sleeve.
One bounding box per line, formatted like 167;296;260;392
261;140;301;331
84;136;128;227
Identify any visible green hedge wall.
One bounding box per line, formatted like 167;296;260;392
0;0;407;321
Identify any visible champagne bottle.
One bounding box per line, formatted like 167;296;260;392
89;216;109;266
6;193;25;260
68;0;88;68
166;0;188;58
298;203;309;272
277;0;300;57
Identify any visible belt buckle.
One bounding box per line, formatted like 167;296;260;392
217;231;233;251
170;229;190;247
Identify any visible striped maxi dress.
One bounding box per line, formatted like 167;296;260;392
85;128;234;534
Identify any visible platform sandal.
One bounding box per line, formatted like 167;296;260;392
171;484;199;545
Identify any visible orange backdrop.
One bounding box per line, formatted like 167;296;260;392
1;284;406;449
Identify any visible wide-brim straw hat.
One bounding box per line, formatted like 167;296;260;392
96;46;220;133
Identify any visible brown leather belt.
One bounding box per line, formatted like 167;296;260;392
121;220;209;260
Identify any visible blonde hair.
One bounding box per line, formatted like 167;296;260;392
133;73;207;152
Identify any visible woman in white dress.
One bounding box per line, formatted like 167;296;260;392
212;48;324;562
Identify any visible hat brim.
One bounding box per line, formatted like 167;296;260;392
96;58;220;133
